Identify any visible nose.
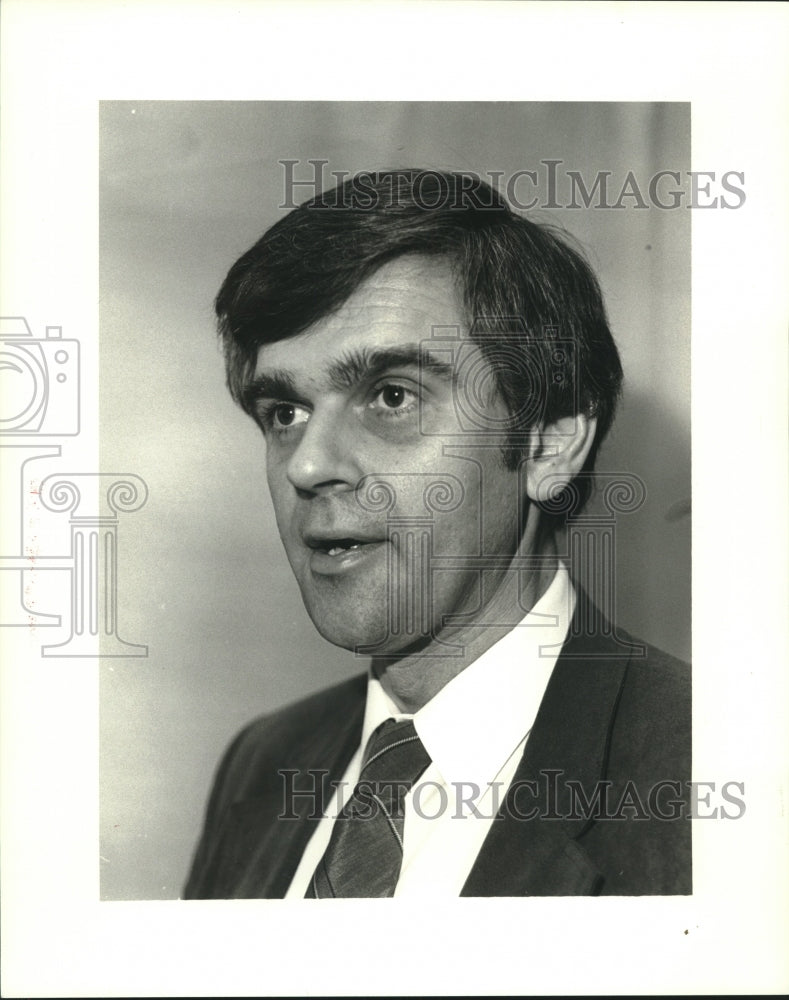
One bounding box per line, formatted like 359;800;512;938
285;410;363;496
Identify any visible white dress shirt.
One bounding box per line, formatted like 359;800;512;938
286;565;575;898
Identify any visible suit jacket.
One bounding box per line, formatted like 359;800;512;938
184;596;691;898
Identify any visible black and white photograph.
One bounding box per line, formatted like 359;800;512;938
100;101;693;903
2;2;787;997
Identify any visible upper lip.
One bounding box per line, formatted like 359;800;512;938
303;530;385;551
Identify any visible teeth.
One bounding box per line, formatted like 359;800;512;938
326;543;360;556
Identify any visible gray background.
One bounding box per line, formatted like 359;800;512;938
99;102;690;900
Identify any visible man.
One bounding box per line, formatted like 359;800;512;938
184;169;691;899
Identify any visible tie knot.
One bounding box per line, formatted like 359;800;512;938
306;718;432;897
360;718;431;785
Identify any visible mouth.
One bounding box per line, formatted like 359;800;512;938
311;537;370;556
304;531;384;552
303;532;386;575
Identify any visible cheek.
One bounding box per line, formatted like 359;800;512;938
432;460;520;541
265;452;283;493
265;453;290;502
435;505;480;553
265;469;298;541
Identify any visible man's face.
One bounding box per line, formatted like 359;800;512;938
248;256;525;655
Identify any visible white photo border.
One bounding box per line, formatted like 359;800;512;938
1;1;787;996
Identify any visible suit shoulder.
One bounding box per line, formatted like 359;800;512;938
609;633;691;777
587;635;692;893
230;671;367;761
183;673;366;897
215;672;366;793
621;634;690;705
627;635;689;672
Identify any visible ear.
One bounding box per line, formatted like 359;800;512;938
524;413;598;504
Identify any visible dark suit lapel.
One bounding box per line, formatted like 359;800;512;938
221;691;366;899
461;591;630;896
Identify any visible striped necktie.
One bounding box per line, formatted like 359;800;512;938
306;719;431;898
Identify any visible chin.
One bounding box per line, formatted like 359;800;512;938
305;602;383;653
298;571;448;657
315;620;443;662
305;607;416;657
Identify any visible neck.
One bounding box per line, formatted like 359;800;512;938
371;524;560;714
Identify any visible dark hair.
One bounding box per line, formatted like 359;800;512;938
215;169;623;511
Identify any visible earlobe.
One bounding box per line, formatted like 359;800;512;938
524;413;598;503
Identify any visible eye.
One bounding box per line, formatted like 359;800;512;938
260;402;310;433
368;382;418;415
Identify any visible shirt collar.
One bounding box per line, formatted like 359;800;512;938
362;565;575;790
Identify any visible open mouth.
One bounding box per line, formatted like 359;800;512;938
306;534;382;557
304;532;386;576
320;538;366;557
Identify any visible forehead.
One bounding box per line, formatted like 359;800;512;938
253;256;465;377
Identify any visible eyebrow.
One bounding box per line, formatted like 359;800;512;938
242;344;455;410
326;345;455;391
242;370;299;412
